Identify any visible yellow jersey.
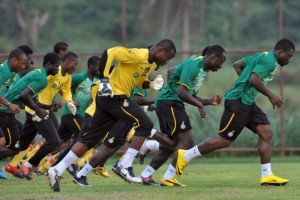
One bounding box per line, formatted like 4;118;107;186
85;80;99;116
104;46;157;96
25;65;72;114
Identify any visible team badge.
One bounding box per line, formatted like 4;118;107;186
15;141;20;148
227;130;235;137
133;72;139;78
108;137;115;144
52;83;58;88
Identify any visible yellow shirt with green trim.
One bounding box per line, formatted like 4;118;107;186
104;46;157;97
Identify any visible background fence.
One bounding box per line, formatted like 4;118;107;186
0;0;300;156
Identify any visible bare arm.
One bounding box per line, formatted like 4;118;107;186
133;95;156;106
249;73;282;109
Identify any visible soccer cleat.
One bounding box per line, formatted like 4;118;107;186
113;166;142;184
66;164;78;176
19;162;33;181
93;166;111;178
141;176;159;186
47;167;61;192
176;149;189;177
160;177;186;187
260;173;288;186
0;169;8;179
5;164;24;178
72;174;89;186
111;161;118;172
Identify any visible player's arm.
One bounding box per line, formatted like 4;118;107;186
20;87;48;118
249;73;282;109
133;94;156;106
0;95;20;113
193;95;222;106
233;60;244;76
167;66;176;81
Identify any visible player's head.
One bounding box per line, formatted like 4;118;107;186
87;55;100;76
201;46;211;56
43;52;61;76
150;39;176;67
203;45;226;72
18;45;34;77
62;51;78;74
8;48;27;72
53;41;69;59
274;38;295;66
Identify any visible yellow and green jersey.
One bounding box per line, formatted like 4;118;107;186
84;80;99;116
1;68;48;110
104;46;157;96
224;50;277;105
25;65;72;114
61;71;98;117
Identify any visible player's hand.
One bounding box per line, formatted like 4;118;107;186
51;101;63;112
66;101;77;115
150;75;164;91
98;78;113;97
211;95;222;106
198;107;206;118
8;103;21;114
268;94;283;109
32;109;49;122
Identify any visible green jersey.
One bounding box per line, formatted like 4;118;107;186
61;72;98;117
1;67;48;110
156;55;207;102
224;50;278;105
130;87;147;99
0;61;17;96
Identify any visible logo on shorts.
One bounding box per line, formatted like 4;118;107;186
108;137;115;144
14;141;20;148
227;130;235;137
180;122;186;130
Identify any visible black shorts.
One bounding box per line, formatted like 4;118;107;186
58;114;84;142
78;95;153;149
219;100;270;141
0;111;20;149
156;100;192;136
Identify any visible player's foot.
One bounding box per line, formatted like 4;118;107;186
66;164;78;176
32;167;42;176
47;167;61;192
176;149;189;177
19;162;33;181
141;176;159;186
0;169;8;179
93;166;111;178
160;177;186;187
5;164;24;178
113;166;142;184
137;140;150;165
111;161;118;171
72;174;89;186
260;173;288;186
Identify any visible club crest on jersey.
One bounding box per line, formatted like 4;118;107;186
52;83;58;88
133;72;139;78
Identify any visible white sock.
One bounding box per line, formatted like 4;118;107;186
145;140;160;152
140;165;156;178
163;164;176;180
150;129;157;138
24;162;33;168
54;151;79;176
261;163;272;177
184;145;201;162
76;162;94;178
118;148;139;168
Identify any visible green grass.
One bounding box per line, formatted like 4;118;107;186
1;156;300;200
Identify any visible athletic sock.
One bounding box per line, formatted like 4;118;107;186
140;165;156;178
163;164;176;180
184;145;201;162
261;163;272;177
76;162;94;178
54;150;79;176
118;148;138;168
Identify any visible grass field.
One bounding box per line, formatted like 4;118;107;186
0;156;300;200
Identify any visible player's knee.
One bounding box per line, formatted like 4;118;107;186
134;121;153;137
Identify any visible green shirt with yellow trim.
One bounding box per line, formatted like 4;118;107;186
1;67;48;110
0;61;17;96
156;55;207;102
224;50;277;105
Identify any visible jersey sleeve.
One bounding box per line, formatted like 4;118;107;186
61;75;73;102
27;71;47;94
252;52;276;79
178;59;199;89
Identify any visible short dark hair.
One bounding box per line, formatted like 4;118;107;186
155;39;176;54
202;46;211;56
62;51;78;62
43;52;61;66
8;48;26;60
206;45;226;57
274;38;295;51
18;45;33;56
87;55;101;68
53;41;69;54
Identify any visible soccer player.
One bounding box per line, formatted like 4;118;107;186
1;52;61;178
53;41;69;59
176;38;295;186
7;52;78;180
139;45;226;186
48;39;176;192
